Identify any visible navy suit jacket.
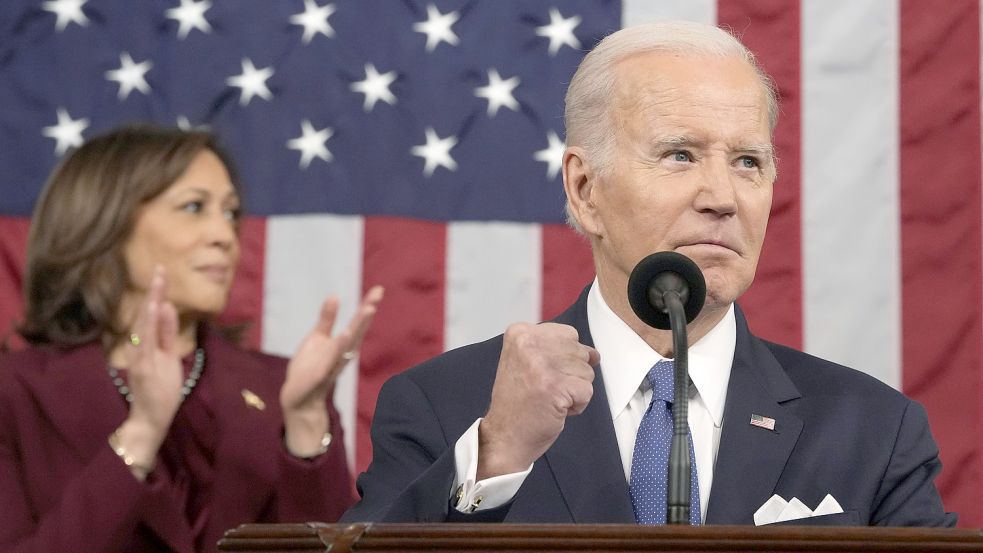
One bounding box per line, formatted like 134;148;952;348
343;288;956;526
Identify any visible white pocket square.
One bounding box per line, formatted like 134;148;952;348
753;494;844;525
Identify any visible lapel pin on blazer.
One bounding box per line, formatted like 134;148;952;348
750;413;776;431
241;389;266;411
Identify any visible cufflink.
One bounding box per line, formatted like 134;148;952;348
467;495;484;513
452;484;483;512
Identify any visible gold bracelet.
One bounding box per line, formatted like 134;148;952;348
108;429;155;473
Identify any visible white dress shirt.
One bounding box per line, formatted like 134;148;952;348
452;280;736;522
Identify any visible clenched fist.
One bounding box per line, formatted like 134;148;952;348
478;322;600;479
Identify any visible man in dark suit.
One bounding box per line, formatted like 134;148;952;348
342;20;956;527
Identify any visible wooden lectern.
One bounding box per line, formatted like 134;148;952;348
219;523;983;552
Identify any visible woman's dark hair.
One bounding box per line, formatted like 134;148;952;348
18;124;240;347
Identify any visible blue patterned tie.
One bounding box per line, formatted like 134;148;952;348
629;359;701;525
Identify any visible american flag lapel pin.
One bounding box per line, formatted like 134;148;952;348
750;413;776;431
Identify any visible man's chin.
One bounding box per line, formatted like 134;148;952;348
701;273;748;310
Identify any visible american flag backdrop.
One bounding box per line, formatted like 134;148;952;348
0;0;981;527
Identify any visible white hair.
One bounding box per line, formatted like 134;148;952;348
563;21;779;231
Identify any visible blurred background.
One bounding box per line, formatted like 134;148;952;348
0;0;980;526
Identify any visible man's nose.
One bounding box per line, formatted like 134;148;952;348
694;160;738;215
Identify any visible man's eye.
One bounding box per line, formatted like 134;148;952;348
670;151;692;162
739;156;759;169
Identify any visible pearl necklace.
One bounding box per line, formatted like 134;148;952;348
107;348;206;403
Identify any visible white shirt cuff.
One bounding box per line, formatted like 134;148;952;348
450;418;532;513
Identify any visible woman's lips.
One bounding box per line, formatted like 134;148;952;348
195;265;231;282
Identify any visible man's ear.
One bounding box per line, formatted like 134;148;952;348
562;146;603;236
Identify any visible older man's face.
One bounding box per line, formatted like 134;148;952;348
587;50;776;311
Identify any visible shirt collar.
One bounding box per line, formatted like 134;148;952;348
587;279;734;428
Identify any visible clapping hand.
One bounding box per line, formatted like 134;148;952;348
113;265;183;479
280;286;384;457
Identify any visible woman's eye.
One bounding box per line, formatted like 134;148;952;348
224;207;241;221
181;201;204;213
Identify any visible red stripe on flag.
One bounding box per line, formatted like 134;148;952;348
220;216;266;350
0;216;30;350
900;0;982;527
357;216;446;473
717;0;803;349
542;224;594;320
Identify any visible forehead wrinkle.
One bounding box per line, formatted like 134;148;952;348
609;57;773;162
618;85;769;140
648;133;772;156
622;70;764;113
612;51;769;107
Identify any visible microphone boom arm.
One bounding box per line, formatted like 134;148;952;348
630;251;706;526
663;290;692;525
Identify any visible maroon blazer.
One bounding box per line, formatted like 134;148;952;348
0;328;355;552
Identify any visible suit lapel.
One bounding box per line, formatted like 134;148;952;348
19;344;127;461
22;344;197;552
705;307;802;525
543;369;636;522
542;288;636;523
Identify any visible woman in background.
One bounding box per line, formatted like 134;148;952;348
0;125;383;552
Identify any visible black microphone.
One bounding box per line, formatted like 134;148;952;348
627;251;706;525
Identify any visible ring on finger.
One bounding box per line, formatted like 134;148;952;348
341;351;355;361
129;333;141;347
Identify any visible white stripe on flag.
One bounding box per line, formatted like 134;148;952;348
445;221;541;351
262;214;364;469
622;0;715;26
801;0;901;388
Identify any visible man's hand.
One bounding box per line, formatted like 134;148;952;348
478;322;600;479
